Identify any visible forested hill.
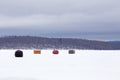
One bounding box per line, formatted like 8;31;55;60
0;36;120;50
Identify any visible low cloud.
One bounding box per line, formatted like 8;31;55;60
0;0;120;40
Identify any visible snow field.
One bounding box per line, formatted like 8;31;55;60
0;50;120;80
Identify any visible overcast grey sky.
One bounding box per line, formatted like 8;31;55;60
0;0;120;40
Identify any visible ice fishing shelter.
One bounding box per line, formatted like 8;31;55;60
53;50;59;54
15;50;23;57
34;50;41;54
69;50;75;54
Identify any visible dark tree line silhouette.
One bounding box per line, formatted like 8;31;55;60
0;36;120;50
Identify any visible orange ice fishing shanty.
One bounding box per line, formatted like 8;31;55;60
34;50;41;54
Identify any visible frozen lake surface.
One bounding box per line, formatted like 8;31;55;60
0;50;120;80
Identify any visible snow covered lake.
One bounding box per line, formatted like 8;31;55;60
0;50;120;80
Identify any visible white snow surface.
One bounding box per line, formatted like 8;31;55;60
0;50;120;80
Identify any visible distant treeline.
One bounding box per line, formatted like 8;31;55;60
0;36;120;50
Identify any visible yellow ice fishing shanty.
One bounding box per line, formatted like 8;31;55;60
34;50;41;54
